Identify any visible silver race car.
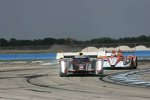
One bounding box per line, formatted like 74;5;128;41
59;53;103;76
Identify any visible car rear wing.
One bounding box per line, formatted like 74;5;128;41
105;50;136;56
106;50;135;53
56;51;106;59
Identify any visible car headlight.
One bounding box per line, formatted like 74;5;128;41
123;59;130;65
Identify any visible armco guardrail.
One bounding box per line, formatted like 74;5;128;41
0;53;56;60
135;50;150;60
135;50;150;57
0;50;149;61
123;50;150;61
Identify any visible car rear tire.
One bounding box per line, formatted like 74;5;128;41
59;72;67;77
91;59;96;69
95;70;103;76
59;61;70;77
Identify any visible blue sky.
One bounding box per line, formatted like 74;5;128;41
0;0;150;40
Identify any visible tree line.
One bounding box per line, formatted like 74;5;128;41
0;35;150;47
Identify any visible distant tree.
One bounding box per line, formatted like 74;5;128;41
119;36;138;43
129;37;138;43
137;35;148;42
0;38;8;47
42;38;56;45
32;39;42;46
90;37;114;44
0;35;149;47
56;39;66;45
148;36;150;42
65;37;79;45
17;40;32;46
9;38;17;46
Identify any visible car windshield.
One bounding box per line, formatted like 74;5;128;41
73;58;89;63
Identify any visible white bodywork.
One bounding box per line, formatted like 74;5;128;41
60;61;67;74
101;51;137;69
95;59;103;74
103;57;131;68
56;51;106;59
59;53;103;76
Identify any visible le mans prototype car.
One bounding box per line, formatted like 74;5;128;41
59;53;103;77
101;50;138;69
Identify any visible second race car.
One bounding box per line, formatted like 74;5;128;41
101;50;138;69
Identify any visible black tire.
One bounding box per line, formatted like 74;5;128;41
91;59;96;69
133;57;138;69
59;72;66;77
130;58;137;69
95;70;103;76
59;61;69;77
130;59;134;69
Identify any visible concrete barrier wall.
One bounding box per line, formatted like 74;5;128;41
0;53;56;60
0;50;150;60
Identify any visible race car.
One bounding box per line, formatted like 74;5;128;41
59;53;103;77
101;50;138;69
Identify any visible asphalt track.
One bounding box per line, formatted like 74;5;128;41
0;61;149;100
